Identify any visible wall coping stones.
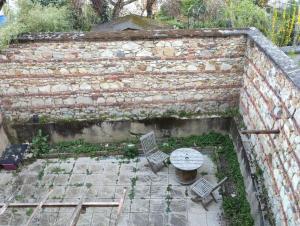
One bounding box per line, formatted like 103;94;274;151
14;28;300;90
245;27;300;90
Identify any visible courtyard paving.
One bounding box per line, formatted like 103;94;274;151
0;153;224;226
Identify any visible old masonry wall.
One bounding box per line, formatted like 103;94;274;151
0;29;299;226
0;30;246;122
239;30;300;226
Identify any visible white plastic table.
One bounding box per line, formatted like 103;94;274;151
170;148;204;185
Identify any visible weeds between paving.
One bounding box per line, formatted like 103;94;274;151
30;131;254;226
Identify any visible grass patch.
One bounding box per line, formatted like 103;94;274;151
15;195;25;201
165;184;173;213
51;139;139;157
214;135;254;226
71;183;84;187
50;167;66;174
128;176;138;201
86;183;93;188
26;208;33;216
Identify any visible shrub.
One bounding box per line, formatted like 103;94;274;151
123;144;138;159
0;0;100;52
71;3;100;31
159;0;182;19
18;0;73;32
31;0;68;6
31;129;50;157
224;0;270;35
0;21;24;51
270;3;299;46
181;0;205;16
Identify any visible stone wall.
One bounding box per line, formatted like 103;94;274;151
0;30;246;122
0;29;299;226
240;30;300;226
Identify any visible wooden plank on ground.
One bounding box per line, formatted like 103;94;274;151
241;129;280;134
69;199;83;226
24;189;53;226
0;194;15;215
115;189;127;226
0;202;119;208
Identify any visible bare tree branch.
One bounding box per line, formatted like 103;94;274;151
146;0;156;17
0;0;6;11
90;0;109;21
111;0;137;19
123;0;137;6
108;0;116;6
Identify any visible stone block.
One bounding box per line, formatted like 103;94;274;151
76;96;93;105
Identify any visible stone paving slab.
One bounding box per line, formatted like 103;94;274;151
0;154;224;226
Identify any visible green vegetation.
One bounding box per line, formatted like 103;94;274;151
128;176;138;201
225;0;270;34
0;0;100;52
51;139;138;157
29;129;253;225
157;0;300;47
165;184;173;213
86;169;92;175
160;133;254;225
86;183;93;188
71;183;84;187
26;208;33;216
37;165;46;180
31;130;50;157
122;144;139;159
214;135;254;226
15;194;25;201
50;167;66;174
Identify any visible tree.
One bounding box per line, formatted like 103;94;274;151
160;0;181;18
109;0;137;19
0;0;6;11
146;0;156;18
90;0;109;21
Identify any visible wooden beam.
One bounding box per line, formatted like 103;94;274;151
115;189;127;226
0;194;15;215
0;202;120;208
69;199;83;226
241;129;280;134
25;189;52;226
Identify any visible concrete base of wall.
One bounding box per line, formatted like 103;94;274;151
230;119;269;226
6;117;231;144
0;114;10;155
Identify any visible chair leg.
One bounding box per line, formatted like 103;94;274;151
146;159;157;174
211;193;217;203
191;197;208;211
200;200;208;211
163;160;168;167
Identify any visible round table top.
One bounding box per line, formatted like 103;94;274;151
170;148;204;171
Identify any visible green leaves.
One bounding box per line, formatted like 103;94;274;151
31;129;50;157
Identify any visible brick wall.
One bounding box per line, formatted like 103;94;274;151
240;32;300;225
0;31;246;122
